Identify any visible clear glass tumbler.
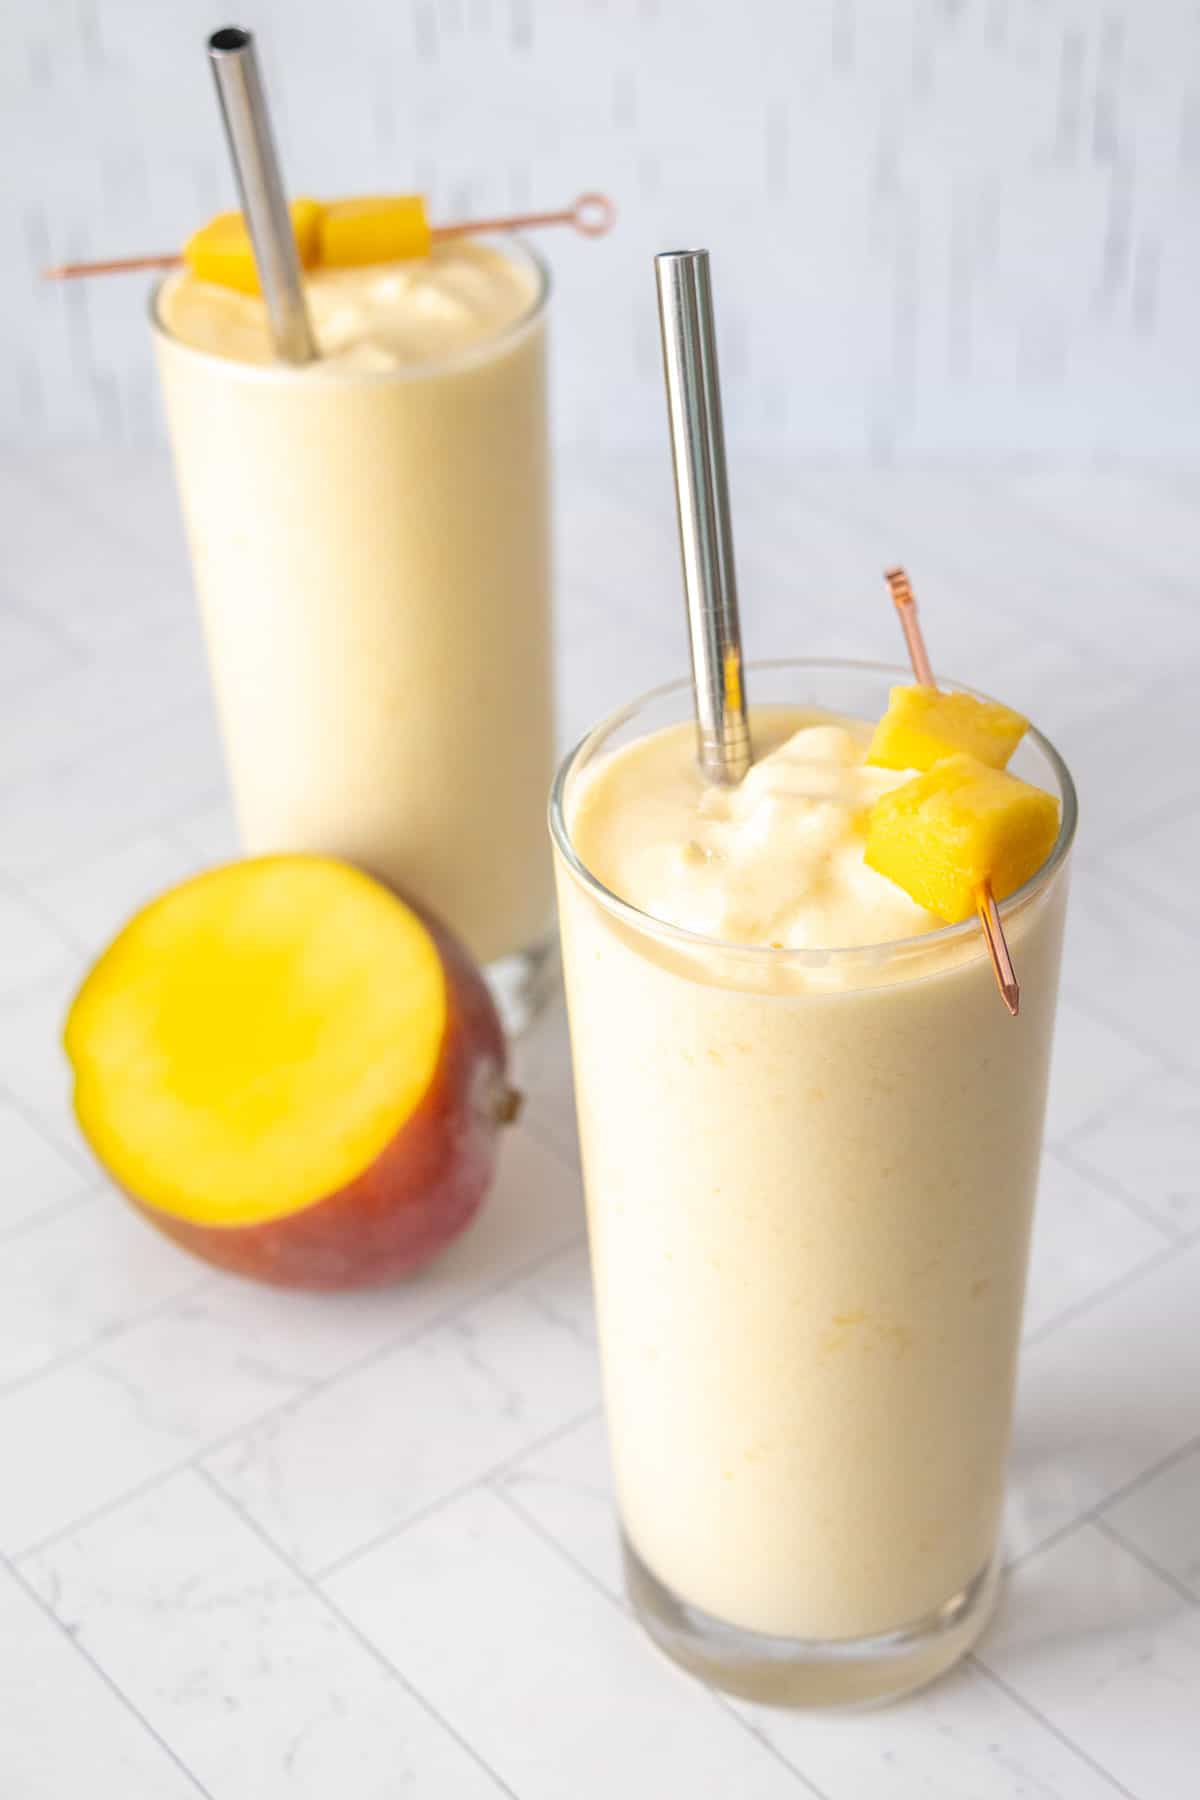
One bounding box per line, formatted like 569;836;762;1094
152;242;555;1032
550;658;1076;1705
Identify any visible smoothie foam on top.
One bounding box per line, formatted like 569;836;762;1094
158;241;539;369
570;709;942;952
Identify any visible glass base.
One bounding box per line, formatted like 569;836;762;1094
485;929;558;1037
623;1534;998;1709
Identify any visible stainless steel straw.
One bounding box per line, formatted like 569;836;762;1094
654;249;752;783
207;27;317;364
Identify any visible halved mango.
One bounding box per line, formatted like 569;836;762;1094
864;753;1060;924
64;856;511;1288
867;684;1028;773
319;194;432;268
183;198;324;296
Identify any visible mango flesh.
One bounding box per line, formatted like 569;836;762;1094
864;753;1060;924
183;198;324;296
64;856;509;1288
319;195;432;268
867;685;1028;773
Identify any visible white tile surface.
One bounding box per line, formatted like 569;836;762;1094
207;1241;598;1577
327;1487;801;1799
4;454;1200;1795
0;1193;208;1389
0;1559;202;1800
978;1524;1200;1800
24;1473;506;1800
1042;998;1159;1145
1005;1241;1200;1563
1068;1071;1200;1237
1102;1446;1200;1602
0;1098;91;1235
1022;1152;1167;1342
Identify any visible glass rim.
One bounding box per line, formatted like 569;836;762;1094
148;234;551;383
549;656;1078;966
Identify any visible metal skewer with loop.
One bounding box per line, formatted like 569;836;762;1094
884;567;1021;1016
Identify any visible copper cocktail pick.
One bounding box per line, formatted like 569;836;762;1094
884;567;1021;1017
41;191;615;282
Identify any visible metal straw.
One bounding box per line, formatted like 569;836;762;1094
655;249;752;783
207;27;317;364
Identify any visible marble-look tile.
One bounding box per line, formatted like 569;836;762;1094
1067;1072;1200;1236
24;1472;505;1800
0;1300;313;1556
164;799;240;867
1102;1445;1200;1601
208;1241;599;1577
0;1193;208;1389
29;829;202;954
1042;996;1160;1145
741;1659;1123;1800
0;888;73;996
1059;881;1200;1077
0;1098;91;1235
497;1411;619;1598
0;962;86;1152
327;1487;801;1800
0;607;76;697
0;1132;582;1558
1005;1241;1200;1562
1022;1153;1168;1341
1100;791;1200;915
0;704;224;881
0;1559;202;1800
0;621;208;789
978;1524;1200;1800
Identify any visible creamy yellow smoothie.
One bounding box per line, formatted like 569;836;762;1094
154;243;553;974
553;670;1073;1697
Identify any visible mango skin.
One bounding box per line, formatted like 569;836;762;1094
120;909;509;1290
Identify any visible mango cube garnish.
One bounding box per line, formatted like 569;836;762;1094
867;684;1028;773
865;753;1060;924
319;195;432;269
183;198;324;296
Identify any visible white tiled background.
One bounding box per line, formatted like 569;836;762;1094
1;445;1198;1796
8;0;1200;454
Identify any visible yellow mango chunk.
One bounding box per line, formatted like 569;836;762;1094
319;195;432;268
183;198;323;295
867;684;1028;772
865;753;1060;923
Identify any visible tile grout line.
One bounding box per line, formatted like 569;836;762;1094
1047;1136;1187;1244
3;1551;216;1800
1005;1428;1200;1575
1022;1229;1200;1350
0;1183;98;1249
192;1468;521;1800
965;1655;1141;1800
0;1268;218;1401
310;1401;603;1585
1091;1514;1200;1609
493;1484;832;1799
12;1229;589;1567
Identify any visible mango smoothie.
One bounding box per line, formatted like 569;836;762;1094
551;663;1075;1704
154;242;553;1003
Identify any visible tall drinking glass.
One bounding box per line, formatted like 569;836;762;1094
551;658;1076;1705
153;242;554;1030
